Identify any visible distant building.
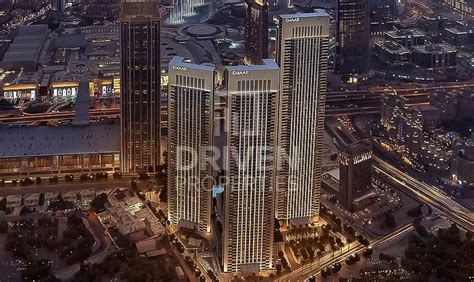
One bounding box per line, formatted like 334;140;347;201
369;0;395;35
440;0;472;15
52;0;65;12
381;94;452;171
443;26;474;47
167;57;215;233
411;43;457;71
339;140;373;212
430;91;458;121
244;0;268;65
120;0;162;173
385;29;425;47
418;15;447;37
222;60;279;273
430;89;474;121
374;40;411;66
452;140;474;188
0;124;120;175
0;25;49;72
335;0;370;74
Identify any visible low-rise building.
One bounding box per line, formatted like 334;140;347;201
23;193;40;206
6;195;22;208
385;29;425;47
374;40;411;66
452;140;474;187
411;43;457;70
444;26;473;47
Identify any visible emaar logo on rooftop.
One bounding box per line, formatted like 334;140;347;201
285;18;300;23
232;71;249;76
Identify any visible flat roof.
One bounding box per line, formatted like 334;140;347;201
169;56;216;72
375;41;411;55
0;123;120;158
385;29;424;38
280;9;329;18
226;59;279;72
412;43;457;54
17;25;48;37
3;52;37;62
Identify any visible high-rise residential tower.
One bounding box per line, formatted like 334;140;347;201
120;0;161;173
167;57;215;232
339;140;373;212
244;0;269;65
276;12;329;226
335;0;370;74
223;59;279;273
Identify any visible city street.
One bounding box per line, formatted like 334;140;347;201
276;223;414;281
373;156;474;232
0;179;131;197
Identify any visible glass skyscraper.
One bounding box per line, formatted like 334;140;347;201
244;0;269;65
335;0;370;74
120;0;161;173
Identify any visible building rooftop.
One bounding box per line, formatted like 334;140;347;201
169;56;216;72
386;28;425;38
342;140;372;155
280;9;329;19
444;26;472;35
375;40;411;55
54;33;86;49
0;123;120;158
1;25;48;66
411;43;457;54
226;59;279;72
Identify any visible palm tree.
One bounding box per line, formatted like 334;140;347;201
347;238;353;250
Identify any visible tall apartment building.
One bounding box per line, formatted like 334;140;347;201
335;0;370;74
120;0;161;173
339;140;373;212
244;0;269;65
167;57;215;232
223;60;279;273
275;12;329;226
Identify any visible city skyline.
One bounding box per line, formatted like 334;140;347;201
0;0;473;280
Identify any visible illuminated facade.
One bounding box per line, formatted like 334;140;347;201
223;60;279;273
244;0;268;65
276;12;329;226
339;140;373;212
3;84;37;100
120;0;161;173
167;57;214;232
335;0;370;74
167;0;205;24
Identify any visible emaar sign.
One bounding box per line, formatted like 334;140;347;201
232;70;249;76
172;65;187;71
285;18;300;23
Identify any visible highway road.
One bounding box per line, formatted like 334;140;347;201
373;156;474;232
276;223;414;281
2;82;472;125
0;108;120;124
0;179;131;196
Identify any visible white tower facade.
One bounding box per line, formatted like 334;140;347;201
167;57;215;232
275;12;330;225
222;60;279;273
